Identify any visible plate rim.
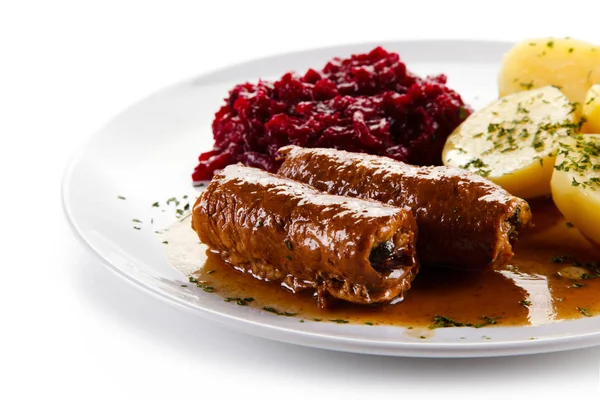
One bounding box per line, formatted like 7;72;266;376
61;38;600;358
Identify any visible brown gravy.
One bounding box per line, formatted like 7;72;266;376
169;199;600;328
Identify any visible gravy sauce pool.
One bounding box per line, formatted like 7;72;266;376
167;199;600;328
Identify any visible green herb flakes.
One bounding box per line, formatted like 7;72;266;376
263;306;297;317
224;297;254;306
577;307;592;317
166;197;180;206
430;315;501;329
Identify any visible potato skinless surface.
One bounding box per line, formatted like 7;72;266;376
277;146;532;270
191;165;419;306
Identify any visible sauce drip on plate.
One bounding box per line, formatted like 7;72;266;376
166;199;600;328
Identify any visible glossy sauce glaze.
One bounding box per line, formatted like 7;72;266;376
167;198;600;328
192;165;419;306
277;145;532;271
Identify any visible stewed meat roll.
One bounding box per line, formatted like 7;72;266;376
191;165;419;307
277;146;532;270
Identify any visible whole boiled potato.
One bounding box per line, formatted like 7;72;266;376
498;38;600;105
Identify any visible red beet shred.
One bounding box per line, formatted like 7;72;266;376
192;47;471;182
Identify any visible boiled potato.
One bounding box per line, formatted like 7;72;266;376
581;84;600;133
442;86;577;199
498;37;600;105
551;134;600;245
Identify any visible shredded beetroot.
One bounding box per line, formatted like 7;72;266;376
192;47;471;182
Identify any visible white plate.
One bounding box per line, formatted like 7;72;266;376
63;40;600;357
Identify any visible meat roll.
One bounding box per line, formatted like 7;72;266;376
191;164;419;306
277;146;532;270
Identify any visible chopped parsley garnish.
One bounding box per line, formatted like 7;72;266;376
520;300;532;307
166;197;180;206
552;255;568;263
132;219;142;223
364;322;374;326
519;81;534;90
188;277;214;292
550;256;600;276
430;315;469;328
117;195;126;200
577;307;592;317
555;135;600;190
460;158;491;178
284;239;293;250
263;306;297;316
430;315;501;329
458;106;468;120
200;285;214;293
547;40;554;48
481;316;501;325
224;297;254;306
516;103;529;114
133;226;141;230
162;241;168;245
152;202;159;207
329;319;349;324
582;271;600;280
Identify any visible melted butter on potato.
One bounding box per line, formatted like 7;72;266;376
551;134;600;245
582;84;600;133
498;37;600;105
442;86;577;199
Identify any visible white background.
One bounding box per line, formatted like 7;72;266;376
3;1;600;398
